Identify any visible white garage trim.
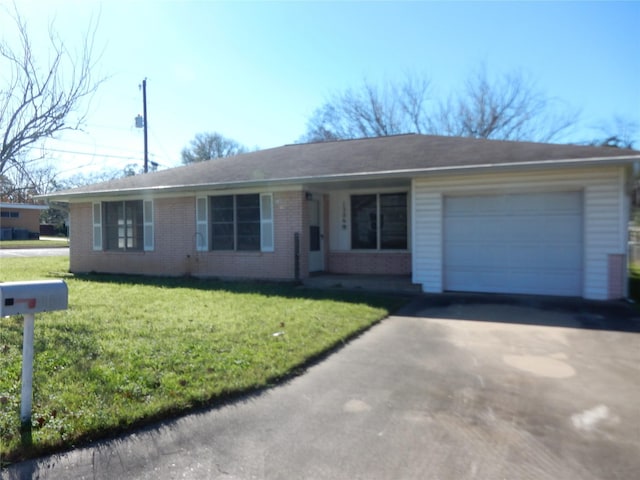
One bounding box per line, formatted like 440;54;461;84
412;166;629;300
443;191;583;296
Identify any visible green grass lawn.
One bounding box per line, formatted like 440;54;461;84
0;257;406;464
0;239;69;249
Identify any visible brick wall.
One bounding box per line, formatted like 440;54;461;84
192;190;304;279
608;253;626;299
68;203;91;272
70;199;195;275
70;193;413;279
0;207;41;233
69;192;306;280
327;251;411;275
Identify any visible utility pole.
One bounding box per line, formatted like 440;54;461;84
142;78;149;173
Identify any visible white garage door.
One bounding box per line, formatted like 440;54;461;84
444;192;583;296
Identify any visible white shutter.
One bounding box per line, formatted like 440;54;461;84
92;202;102;251
143;200;154;251
260;193;274;252
196;196;208;251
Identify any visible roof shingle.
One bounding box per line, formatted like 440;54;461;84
45;134;639;200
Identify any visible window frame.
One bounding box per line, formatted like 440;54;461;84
201;193;274;252
211;195;237;250
350;192;408;251
95;200;154;252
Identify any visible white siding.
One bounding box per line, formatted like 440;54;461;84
412;189;442;291
583;168;626;299
412;166;629;300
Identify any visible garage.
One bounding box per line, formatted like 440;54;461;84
443;191;583;296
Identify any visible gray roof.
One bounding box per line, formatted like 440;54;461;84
0;202;49;210
44;134;640;200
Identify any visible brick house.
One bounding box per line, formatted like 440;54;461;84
41;134;640;300
0;202;48;239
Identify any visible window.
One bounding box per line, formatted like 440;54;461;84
208;193;273;251
99;200;153;252
1;211;19;218
351;193;407;250
211;195;235;250
380;193;408;249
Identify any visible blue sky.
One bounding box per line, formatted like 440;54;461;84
5;0;640;177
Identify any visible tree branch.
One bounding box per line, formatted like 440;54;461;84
0;4;106;175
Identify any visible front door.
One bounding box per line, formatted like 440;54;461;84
308;197;324;272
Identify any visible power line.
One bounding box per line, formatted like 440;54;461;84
83;122;138;132
43;131;177;161
45;139;143;156
32;146;140;161
25;145;172;165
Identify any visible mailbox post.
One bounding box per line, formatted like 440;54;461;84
21;312;36;424
0;280;68;429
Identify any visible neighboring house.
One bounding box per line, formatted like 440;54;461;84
0;202;48;240
41;134;640;300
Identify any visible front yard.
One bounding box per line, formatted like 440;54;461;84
0;257;405;464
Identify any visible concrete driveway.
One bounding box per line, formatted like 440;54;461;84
4;295;640;479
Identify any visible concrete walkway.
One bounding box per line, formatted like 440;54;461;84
4;296;640;479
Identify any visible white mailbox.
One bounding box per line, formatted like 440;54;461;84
0;280;68;317
0;279;68;427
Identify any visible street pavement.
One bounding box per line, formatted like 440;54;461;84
0;248;69;258
3;295;640;479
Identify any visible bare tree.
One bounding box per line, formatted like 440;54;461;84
432;66;579;142
300;67;579;144
36;168;123;235
181;132;248;164
300;75;432;143
588;115;638;149
0;158;57;203
53;165;135;193
0;4;104;177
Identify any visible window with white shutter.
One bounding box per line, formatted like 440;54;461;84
196;196;208;251
260;193;274;252
92;202;102;250
143;200;154;251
